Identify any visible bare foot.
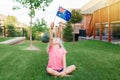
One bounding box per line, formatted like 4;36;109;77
64;75;73;77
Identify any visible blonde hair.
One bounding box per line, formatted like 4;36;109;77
47;38;65;53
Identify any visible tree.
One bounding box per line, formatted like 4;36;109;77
0;26;3;36
7;24;17;37
13;0;53;49
33;18;48;32
69;9;82;23
32;18;48;40
4;15;18;37
63;22;73;42
68;9;82;41
4;15;18;27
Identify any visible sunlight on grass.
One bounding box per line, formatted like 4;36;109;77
0;40;120;80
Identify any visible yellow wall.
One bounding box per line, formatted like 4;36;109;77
88;1;120;36
110;2;119;21
93;1;120;23
100;7;108;22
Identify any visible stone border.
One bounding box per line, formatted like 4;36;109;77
0;37;26;45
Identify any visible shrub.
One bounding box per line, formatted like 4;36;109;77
63;22;73;42
7;24;17;37
41;32;49;43
0;27;2;36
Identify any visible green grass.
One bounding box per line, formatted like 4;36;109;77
0;40;120;80
0;37;13;42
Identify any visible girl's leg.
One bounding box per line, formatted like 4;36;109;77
46;68;62;76
65;65;76;74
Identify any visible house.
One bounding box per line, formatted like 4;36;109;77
81;0;120;42
0;14;6;37
0;13;28;37
0;14;6;23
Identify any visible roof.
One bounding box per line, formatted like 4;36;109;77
81;0;108;14
81;0;120;14
0;14;6;26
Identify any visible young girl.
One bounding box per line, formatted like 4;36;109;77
46;22;76;77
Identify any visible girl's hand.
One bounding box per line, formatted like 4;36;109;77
50;22;54;30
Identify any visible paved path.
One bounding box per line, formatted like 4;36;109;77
111;40;120;45
79;36;120;45
0;37;26;45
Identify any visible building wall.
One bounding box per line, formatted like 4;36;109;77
90;0;120;41
82;14;92;35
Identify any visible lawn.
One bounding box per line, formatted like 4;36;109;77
0;40;120;80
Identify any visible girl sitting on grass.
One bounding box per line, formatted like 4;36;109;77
46;22;76;77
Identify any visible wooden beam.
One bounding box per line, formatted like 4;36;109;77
93;12;96;39
99;9;102;40
108;1;111;42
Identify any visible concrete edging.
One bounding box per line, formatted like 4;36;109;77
0;37;26;45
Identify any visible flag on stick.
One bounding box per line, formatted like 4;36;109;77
56;6;71;21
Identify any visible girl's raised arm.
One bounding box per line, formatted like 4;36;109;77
49;22;54;47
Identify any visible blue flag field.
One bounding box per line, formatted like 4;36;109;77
56;6;71;21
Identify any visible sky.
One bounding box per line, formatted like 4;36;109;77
0;0;90;26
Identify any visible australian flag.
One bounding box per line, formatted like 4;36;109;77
56;6;72;21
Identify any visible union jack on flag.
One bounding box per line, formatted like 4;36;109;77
56;6;71;21
58;7;65;13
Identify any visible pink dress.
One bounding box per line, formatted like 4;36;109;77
47;46;67;70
